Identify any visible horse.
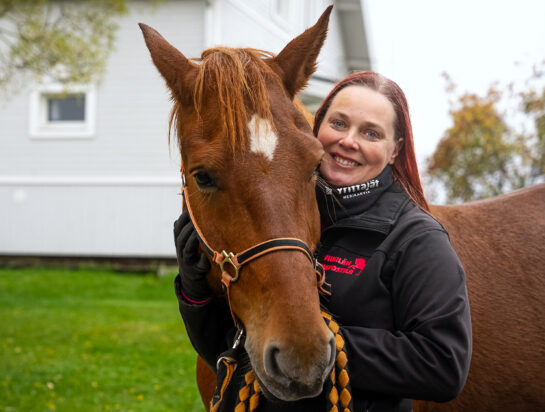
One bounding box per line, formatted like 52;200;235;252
140;6;336;406
140;6;545;411
413;185;545;412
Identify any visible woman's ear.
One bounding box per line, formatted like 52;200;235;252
389;138;404;164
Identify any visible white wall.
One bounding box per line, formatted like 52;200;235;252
0;0;205;257
0;178;180;257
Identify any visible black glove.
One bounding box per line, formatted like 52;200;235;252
174;210;211;302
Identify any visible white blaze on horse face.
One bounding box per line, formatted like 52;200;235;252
248;114;277;161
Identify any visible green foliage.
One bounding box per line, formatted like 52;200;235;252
0;267;204;412
0;0;128;98
519;65;545;181
426;64;545;204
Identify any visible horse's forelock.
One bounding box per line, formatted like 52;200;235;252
170;47;277;152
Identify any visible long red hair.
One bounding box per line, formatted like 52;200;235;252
313;71;429;211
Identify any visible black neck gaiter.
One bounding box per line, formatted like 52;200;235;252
316;165;394;227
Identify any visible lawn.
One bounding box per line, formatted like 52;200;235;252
0;267;204;412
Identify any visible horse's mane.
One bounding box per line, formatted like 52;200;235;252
169;47;275;151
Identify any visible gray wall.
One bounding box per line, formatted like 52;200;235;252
0;0;205;257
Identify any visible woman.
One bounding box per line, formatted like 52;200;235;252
174;71;472;411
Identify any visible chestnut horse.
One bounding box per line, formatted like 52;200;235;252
140;6;335;405
414;185;545;412
141;6;545;411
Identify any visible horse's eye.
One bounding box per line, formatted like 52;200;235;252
312;159;323;179
194;171;216;190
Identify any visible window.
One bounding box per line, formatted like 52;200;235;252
47;94;86;122
29;84;96;139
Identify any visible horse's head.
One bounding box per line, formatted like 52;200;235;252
140;7;333;401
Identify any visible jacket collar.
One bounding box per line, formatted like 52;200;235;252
317;166;394;227
322;181;411;235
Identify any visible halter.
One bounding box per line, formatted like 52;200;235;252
181;170;326;329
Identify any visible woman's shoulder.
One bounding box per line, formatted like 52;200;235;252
382;198;456;256
400;200;446;232
374;182;446;232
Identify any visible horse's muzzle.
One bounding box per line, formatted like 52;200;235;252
258;332;336;401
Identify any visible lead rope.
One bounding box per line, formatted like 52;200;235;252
210;312;353;412
322;312;353;412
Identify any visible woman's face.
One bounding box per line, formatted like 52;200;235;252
317;85;402;187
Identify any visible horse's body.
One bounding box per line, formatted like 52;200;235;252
414;183;545;411
141;6;545;410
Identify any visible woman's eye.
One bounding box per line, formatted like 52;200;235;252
194;171;216;189
365;130;379;139
331;119;345;128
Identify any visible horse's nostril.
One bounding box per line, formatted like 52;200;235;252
264;345;283;381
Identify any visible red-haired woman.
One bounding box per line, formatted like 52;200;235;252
174;71;472;411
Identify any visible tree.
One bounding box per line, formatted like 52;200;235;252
426;65;545;204
519;64;545;182
0;0;128;99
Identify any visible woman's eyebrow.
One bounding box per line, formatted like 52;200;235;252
362;120;385;131
327;111;386;134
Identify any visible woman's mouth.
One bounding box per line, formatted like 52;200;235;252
332;154;360;167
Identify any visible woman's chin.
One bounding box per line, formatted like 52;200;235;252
322;172;358;188
320;163;364;187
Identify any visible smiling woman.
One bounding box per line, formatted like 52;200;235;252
316;85;402;187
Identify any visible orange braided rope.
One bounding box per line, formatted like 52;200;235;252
322;312;353;412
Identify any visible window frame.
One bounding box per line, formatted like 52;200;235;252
29;83;97;139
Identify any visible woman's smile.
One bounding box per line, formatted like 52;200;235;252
331;152;361;167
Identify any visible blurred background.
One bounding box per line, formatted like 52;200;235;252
0;1;543;411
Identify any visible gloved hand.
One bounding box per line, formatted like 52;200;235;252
174;210;211;302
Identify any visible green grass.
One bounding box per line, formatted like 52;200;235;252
0;267;204;412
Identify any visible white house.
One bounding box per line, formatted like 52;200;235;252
0;0;370;262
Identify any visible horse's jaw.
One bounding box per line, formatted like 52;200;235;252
245;332;336;402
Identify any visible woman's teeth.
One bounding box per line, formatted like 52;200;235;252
334;155;358;167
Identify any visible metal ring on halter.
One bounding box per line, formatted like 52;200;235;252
219;250;241;283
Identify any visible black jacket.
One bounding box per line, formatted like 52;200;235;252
175;182;472;412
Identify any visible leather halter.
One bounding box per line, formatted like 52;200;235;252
181;171;326;328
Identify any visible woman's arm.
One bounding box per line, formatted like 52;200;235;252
173;212;234;371
174;274;234;371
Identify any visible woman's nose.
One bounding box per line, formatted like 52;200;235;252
339;132;358;150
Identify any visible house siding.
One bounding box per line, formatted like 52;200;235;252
0;0;205;257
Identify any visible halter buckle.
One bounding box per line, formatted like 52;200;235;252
219;251;241;283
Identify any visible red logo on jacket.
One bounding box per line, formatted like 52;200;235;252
322;255;366;276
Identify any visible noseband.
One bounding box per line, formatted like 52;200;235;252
181;173;326;329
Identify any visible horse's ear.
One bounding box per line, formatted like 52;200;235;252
272;5;333;99
139;23;198;105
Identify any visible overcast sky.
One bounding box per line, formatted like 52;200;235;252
362;0;545;167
